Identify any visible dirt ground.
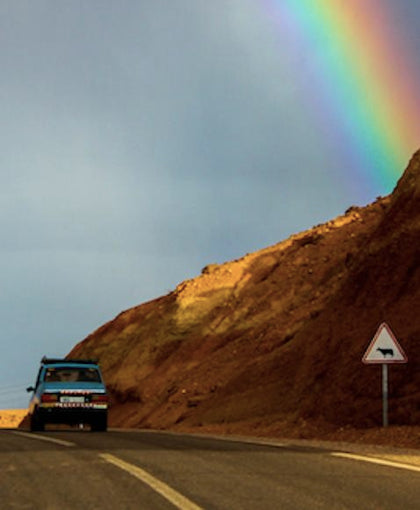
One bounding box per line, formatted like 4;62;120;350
0;409;27;428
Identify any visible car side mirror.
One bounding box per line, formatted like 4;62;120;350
26;386;35;392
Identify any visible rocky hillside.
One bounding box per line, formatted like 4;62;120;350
69;151;420;442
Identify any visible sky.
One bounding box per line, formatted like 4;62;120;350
1;0;419;409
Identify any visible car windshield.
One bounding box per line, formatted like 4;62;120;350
44;367;101;383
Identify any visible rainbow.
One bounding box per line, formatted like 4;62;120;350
264;0;420;194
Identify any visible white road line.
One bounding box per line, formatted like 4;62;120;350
100;453;203;510
11;431;75;447
331;452;420;473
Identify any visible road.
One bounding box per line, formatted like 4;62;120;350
0;428;419;509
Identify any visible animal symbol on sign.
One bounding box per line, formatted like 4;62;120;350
377;347;394;358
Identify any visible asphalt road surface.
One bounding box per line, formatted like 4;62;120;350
1;428;419;509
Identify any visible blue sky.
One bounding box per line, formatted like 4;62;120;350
1;0;419;408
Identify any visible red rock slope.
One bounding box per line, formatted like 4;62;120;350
69;150;420;440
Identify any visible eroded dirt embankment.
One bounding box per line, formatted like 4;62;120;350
68;151;420;447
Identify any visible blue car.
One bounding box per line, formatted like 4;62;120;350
27;357;108;432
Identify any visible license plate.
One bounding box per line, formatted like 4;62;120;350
60;396;85;403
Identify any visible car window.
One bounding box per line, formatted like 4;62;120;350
44;367;101;383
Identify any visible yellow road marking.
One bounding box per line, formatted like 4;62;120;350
100;453;203;510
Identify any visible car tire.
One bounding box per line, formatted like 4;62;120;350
91;414;107;432
30;410;45;432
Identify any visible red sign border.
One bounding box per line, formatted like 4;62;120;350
362;322;408;364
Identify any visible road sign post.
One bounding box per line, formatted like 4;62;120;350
382;364;388;427
362;323;407;428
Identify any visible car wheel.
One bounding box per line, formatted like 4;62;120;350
91;414;107;432
30;410;45;432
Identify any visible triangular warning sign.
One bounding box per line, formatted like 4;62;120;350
362;323;408;364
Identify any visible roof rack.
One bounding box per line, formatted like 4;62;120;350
41;356;99;365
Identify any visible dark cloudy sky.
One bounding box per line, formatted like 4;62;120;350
1;0;419;408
